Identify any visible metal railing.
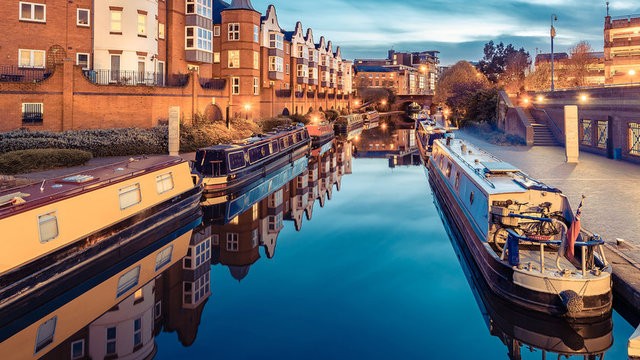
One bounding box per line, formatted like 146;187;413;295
199;77;226;90
83;70;189;87
276;89;291;98
0;65;52;83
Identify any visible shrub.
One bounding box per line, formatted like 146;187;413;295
0;149;92;175
257;117;292;132
288;114;308;125
324;109;340;121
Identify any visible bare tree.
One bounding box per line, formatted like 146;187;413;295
565;41;595;88
525;62;551;91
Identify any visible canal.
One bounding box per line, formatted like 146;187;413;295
1;127;636;359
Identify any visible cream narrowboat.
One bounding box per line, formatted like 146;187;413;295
0;156;202;305
427;136;612;318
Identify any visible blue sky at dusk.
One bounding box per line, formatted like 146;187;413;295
248;0;640;65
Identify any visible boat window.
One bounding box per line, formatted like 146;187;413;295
119;183;141;210
38;212;59;244
470;192;475;205
296;132;303;142
70;339;85;359
155;245;173;271
228;151;246;171
156;172;174;194
445;163;452;177
454;172;460;191
34;316;57;354
117;266;140;298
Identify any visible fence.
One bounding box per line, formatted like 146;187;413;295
0;65;51;83
82;70;189;87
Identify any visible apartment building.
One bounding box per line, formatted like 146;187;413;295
604;13;640;84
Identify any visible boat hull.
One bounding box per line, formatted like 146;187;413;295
426;161;612;318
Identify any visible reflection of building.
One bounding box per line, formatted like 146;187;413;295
604;13;640;84
354;127;416;158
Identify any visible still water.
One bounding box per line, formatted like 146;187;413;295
1;128;636;359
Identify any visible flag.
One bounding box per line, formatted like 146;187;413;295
566;197;584;260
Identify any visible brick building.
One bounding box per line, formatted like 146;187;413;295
534;52;605;87
0;0;353;132
604;13;640;84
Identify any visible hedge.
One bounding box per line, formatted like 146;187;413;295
0;149;93;174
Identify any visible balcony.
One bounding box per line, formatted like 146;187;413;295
309;61;317;68
329;68;335;74
338;84;343;90
606;38;640;48
276;89;291;98
319;65;327;72
83;69;188;87
295;91;304;98
269;71;284;80
307;91;315;98
308;78;318;86
328;94;335;99
321;81;328;87
318;92;326;98
199;77;226;90
185;50;212;64
296;77;308;85
297;58;309;66
0;65;51;83
268;48;285;57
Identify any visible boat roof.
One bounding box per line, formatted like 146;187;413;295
201;124;306;151
435;138;560;195
0;156;185;218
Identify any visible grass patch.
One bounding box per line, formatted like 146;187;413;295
465;123;525;146
0;149;93;175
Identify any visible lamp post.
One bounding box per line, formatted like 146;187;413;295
550;14;558;92
630;69;636;84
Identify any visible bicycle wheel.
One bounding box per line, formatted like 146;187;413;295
540;214;567;236
492;226;523;253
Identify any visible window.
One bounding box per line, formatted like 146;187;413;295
22;103;43;125
297;45;305;58
213;25;220;37
580;119;593;146
253;77;259;95
469;192;475;205
297;64;308;78
286;63;290;75
110;55;120;82
77;9;90;27
133;318;142;347
110;10;122;33
137;57;145;82
38;212;58;243
156;173;174;194
76;53;90;70
212;234;219;245
183;271;210;305
158;23;165;39
226;233;239;251
19;49;45;68
445;162;452;177
310;68;318;80
34;317;57;353
254;25;259;43
185;27;212;52
251;229;259;247
186;0;212;17
630;122;640;156
269;33;283;50
119;183;141;210
106;327;117;356
228;23;240;41
185;238;211;269
117;266;140;297
213;52;220;63
268;213;283;231
231;77;240;95
454;172;460;191
154;301;162;319
253;51;259;70
155;245;173;271
597;121;608;149
252;203;259;220
20;2;46;22
71;340;84;360
228;50;240;68
269;56;283;72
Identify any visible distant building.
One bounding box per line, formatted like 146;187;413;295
535;52;605;87
604;13;640;84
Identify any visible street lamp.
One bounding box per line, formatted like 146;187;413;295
629;69;636;84
244;104;251;120
550;14;558;92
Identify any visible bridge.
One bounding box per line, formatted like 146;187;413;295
393;94;433;111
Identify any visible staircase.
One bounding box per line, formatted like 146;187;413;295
523;108;558;146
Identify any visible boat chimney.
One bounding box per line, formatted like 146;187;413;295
461;144;467;153
446;137;452;146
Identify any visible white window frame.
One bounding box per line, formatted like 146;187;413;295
156;172;174;194
253;77;259;95
70;339;85;360
22;102;44;124
213;25;220;37
226;233;239;251
253;25;259;43
117;266;140;298
119;183;141;210
269;56;283;72
213;52;220;63
228;50;240;68
186;0;212;17
297;64;308;78
155;245;173;271
228;23;240;41
76;8;90;27
19;49;45;68
34;316;57;354
253;51;259;70
19;2;46;23
231;77;240;95
154;301;162;319
269;33;283;50
38;212;59;244
183;271;210;305
137;13;148;36
110;10;122;33
76;53;90;70
106;327;117;356
158;23;165;39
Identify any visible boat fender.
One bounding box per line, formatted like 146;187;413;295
560;290;584;315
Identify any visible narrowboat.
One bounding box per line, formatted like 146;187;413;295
415;118;446;162
427;137;612;318
363;110;380;130
334;113;364;139
306;120;335;148
0;156;202;307
194;124;311;195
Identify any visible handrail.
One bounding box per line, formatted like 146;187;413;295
443;140;496;189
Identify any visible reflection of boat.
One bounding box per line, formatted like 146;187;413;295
307;120;335;148
363;111;380;129
431;191;613;360
427;137;612;318
413;109;430;121
0;219;198;360
0;156;202;305
334;113;364;139
194;124;310;194
415;118;446;161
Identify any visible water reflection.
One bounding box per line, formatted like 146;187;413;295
429;171;613;359
354;117;421;167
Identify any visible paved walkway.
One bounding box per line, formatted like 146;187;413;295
458;129;640;311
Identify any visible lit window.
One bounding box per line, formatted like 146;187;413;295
133;318;142;347
253;77;259;95
252;203;259;220
156;173;174;194
213;52;220;63
253;51;259;70
76;53;90;70
228;50;240;68
630;122;640;156
268;56;283;72
228;23;240;41
213;25;220;37
110;10;122;33
77;9;90;27
34;317;57;353
226;233;239;251
19;49;45;68
119;183;141;210
253;25;259;43
231;77;240;95
158;23;165;39
22;102;43;125
116;266;140;297
106;327;117;356
71;340;84;360
155;245;173;271
20;2;46;22
38;212;58;243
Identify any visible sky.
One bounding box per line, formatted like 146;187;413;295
248;0;640;65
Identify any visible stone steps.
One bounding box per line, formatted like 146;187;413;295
524;109;558;146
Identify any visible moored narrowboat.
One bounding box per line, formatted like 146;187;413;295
0;156;203;305
363;111;380;129
334;113;364;139
307;120;335;148
415;118;446;162
194;124;311;194
427;137;612;318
